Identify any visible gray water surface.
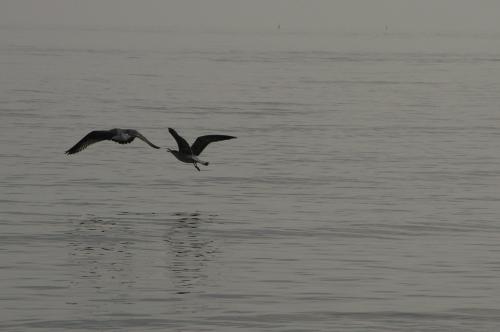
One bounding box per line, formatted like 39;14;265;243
1;26;500;331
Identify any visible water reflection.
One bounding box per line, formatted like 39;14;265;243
65;212;219;299
66;215;137;289
163;212;219;294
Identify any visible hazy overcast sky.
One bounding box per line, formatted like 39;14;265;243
2;0;500;33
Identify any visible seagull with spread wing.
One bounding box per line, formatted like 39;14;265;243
65;128;160;155
167;127;236;171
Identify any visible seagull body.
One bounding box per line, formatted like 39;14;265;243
167;127;236;171
65;128;160;155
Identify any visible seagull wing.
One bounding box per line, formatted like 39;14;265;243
65;130;114;154
168;128;192;154
191;135;236;156
128;129;160;149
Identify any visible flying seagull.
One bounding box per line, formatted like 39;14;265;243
65;128;160;154
167;127;236;171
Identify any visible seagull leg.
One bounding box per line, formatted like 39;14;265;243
194;163;200;171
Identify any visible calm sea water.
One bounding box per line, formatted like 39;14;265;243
1;26;500;331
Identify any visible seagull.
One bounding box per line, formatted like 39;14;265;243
65;128;160;154
167;127;236;171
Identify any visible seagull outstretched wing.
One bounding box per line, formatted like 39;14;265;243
65;130;114;155
191;135;236;156
168;128;192;154
128;129;160;149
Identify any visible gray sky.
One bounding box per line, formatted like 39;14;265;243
2;0;500;33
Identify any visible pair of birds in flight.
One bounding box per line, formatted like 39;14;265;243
65;128;236;171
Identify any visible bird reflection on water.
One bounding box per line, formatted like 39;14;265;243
163;212;219;294
66;215;137;289
65;212;219;298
